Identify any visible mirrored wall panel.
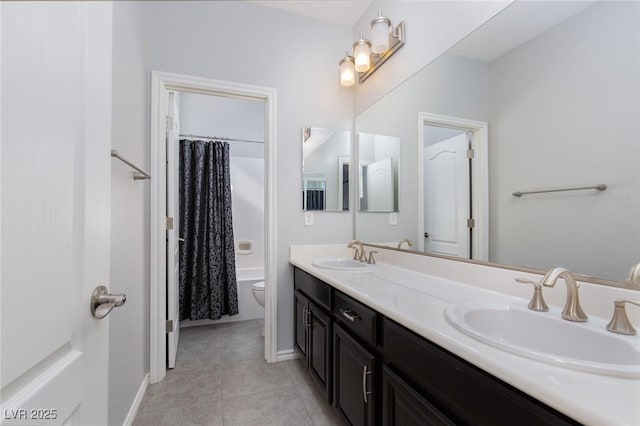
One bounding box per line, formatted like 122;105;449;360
355;1;640;281
358;133;399;212
302;127;350;212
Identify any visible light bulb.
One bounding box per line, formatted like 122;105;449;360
353;36;371;73
370;11;391;55
339;55;355;87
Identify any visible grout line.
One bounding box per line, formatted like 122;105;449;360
283;361;318;425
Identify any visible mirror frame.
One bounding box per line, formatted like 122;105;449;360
362;242;639;290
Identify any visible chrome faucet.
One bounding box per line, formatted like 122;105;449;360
347;240;366;262
540;267;588;322
397;239;413;249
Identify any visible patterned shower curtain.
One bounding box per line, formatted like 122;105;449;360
179;139;238;320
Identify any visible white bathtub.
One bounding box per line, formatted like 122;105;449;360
180;267;265;328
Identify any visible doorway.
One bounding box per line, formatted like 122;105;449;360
417;112;489;261
150;72;277;384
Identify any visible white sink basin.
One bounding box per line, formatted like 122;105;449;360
312;257;377;271
445;302;640;378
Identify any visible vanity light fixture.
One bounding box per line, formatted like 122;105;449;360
339;10;405;86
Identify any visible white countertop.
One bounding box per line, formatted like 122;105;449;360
289;244;640;426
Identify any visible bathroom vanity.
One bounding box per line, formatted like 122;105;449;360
290;244;640;426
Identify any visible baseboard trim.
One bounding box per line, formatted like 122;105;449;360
122;373;149;426
276;349;298;362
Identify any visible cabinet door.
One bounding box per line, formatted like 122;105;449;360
382;365;454;426
334;324;376;426
294;290;309;365
309;303;332;402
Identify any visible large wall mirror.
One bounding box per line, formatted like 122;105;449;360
355;1;639;282
302;127;351;211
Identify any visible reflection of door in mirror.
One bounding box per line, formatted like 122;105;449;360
357;133;400;212
366;157;394;212
423;129;470;258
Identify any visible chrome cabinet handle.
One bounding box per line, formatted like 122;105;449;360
178;237;185;242
304;306;311;328
362;365;373;404
91;286;126;319
340;309;360;323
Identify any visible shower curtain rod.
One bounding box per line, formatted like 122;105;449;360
179;134;264;144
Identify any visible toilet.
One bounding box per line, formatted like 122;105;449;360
252;281;265;307
252;281;265;336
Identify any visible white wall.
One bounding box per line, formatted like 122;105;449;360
230;157;265;270
352;0;511;114
109;2;149;425
489;1;640;280
179;92;265;158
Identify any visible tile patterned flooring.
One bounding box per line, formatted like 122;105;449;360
134;319;344;426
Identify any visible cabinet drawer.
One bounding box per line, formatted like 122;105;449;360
334;291;378;347
383;319;579;426
294;268;332;311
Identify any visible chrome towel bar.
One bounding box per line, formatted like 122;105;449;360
111;150;151;180
512;183;606;197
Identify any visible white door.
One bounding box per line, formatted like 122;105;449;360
366;157;395;212
166;92;180;369
424;133;471;257
1;2;112;425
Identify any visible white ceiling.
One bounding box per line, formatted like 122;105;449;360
249;0;372;27
450;1;597;62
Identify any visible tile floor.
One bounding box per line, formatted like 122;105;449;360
134;319;344;426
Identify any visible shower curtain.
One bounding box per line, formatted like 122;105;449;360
179;139;238;321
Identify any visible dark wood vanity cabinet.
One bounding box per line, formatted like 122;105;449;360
294;270;333;402
333;324;377;426
292;267;580;426
383;318;580;426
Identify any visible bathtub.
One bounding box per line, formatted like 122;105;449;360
180;267;265;328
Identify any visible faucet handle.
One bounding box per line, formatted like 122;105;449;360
367;251;378;265
359;246;367;262
515;278;549;312
606;299;640;335
351;246;360;261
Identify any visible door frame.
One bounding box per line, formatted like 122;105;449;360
417;112;488;260
149;71;278;383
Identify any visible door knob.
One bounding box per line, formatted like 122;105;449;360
91;286;126;319
424;232;430;238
